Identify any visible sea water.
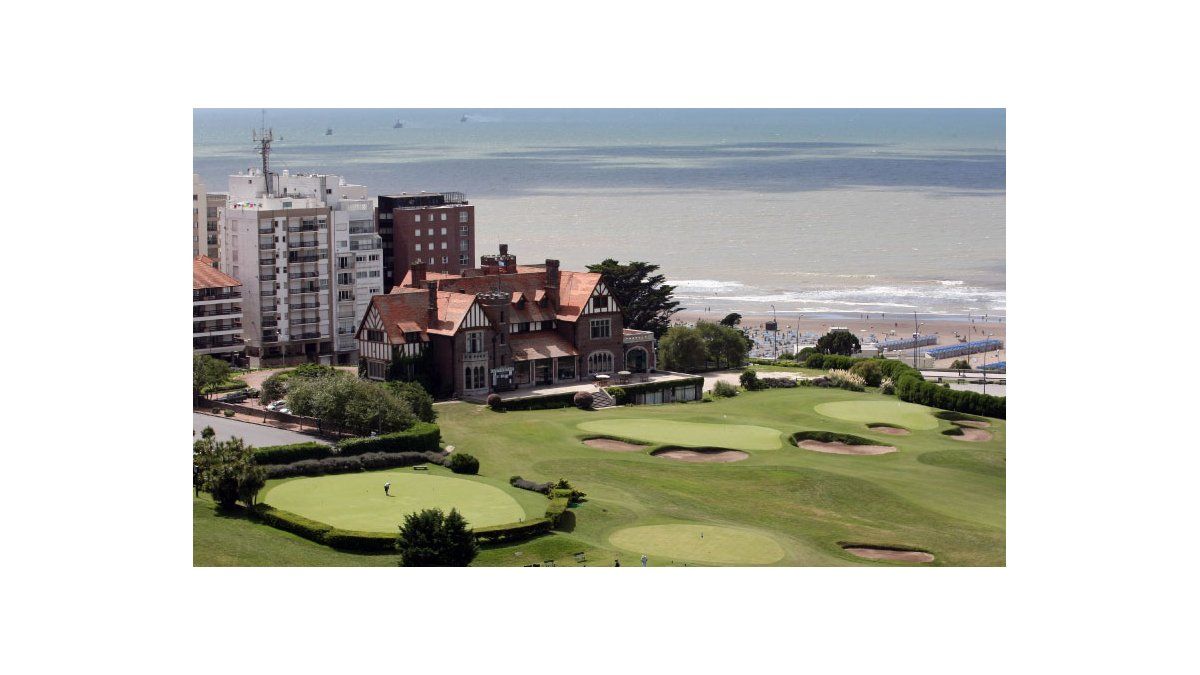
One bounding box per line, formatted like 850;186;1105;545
193;109;1005;318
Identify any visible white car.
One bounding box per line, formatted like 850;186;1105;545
266;400;286;411
278;407;292;415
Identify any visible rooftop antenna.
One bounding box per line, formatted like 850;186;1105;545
252;109;280;196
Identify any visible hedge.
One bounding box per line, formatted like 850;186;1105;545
251;505;396;552
472;518;553;544
498;391;577;411
334;422;441;456
510;476;551;494
263;451;446;479
252;442;333;465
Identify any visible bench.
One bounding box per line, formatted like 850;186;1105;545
413;465;429;471
573;551;587;563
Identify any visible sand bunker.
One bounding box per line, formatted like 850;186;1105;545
651;447;749;463
583;438;647;452
867;424;911;436
797;440;897;455
843;546;935;563
949;425;993;442
954;420;991;429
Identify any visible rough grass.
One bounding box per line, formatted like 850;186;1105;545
814;400;941;430
577;419;783;451
917;449;1006;477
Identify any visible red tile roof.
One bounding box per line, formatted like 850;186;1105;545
193;256;241;290
508;332;580;361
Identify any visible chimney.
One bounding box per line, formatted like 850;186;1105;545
545;258;560;308
426;281;438;322
499;243;508;256
409;260;427;288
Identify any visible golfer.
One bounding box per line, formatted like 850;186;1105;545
384;482;391;496
641;554;648;567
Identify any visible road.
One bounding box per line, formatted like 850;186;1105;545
193;412;329;447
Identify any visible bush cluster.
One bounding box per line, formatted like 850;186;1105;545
486;393;502;409
446;452;480;475
605;387;629;405
849;359;884;387
824;369;866;392
252;442;333;465
263;451;446;479
712;381;739;398
573;391;594;410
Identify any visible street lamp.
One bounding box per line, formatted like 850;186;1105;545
768;304;778;359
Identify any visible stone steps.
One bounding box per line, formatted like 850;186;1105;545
592;388;616;409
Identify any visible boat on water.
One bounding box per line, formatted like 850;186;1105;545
325;127;333;135
393;120;403;129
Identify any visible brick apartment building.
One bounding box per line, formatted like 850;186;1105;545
357;245;656;398
193;255;244;361
376;192;475;293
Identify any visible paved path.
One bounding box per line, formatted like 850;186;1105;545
193;412;329;447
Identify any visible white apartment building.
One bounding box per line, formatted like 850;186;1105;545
218;169;383;367
194;255;244;361
193;174;208;258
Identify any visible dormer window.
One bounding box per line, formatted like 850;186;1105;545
593;295;609;309
366;329;385;342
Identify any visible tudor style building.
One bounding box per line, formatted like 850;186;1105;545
357;245;656;398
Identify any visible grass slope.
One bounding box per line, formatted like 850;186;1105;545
196;385;1005;566
578;419;783;451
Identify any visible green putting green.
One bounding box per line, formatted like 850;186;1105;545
578;419;781;450
815;400;939;430
609;524;786;565
261;471;526;533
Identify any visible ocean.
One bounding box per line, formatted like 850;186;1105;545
193;109;1005;320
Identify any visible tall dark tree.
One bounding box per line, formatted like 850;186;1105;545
193;354;231;399
193;435;266;509
658;326;709;372
815;331;861;356
586;259;681;338
719;312;742;327
397;508;479;567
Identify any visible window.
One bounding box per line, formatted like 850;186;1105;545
558;358;576;380
466;331;483;353
440;213;447;221
367;360;385;379
459;225;469;235
415;215;422;223
587;351;614;374
459;240;468;251
590;318;612;339
427;228;433;236
459;212;469;223
429;257;434;265
441;242;447;250
441;256;448;264
339;290;354;301
464;364;486;390
593;295;609;309
414;228;421;236
441;227;447;235
415;243;422;252
366;329;384;342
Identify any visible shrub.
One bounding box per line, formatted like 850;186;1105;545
498;391;577;411
573;391;594;410
509;476;551;494
553;479;587;504
291;363;336;379
758;376;798;389
712;381;739;398
260;374;286;403
826;369;866;392
486;393;502;409
252;441;333;465
194;436;266;508
446;452;480;475
222;409;235;417
880;377;896;395
473;518;553;544
804;353;859;370
951;359;971;370
397;508;478;567
605;387;629;405
386;380;437;423
849;359;884;387
797;347;816;361
263;451;445;479
702;391;715;402
739;369;761;390
335;422;441;456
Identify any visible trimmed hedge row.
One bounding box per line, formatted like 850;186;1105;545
251;504;397;553
473;518;553;544
334;422;441;456
263;451;446;479
498;391;577;412
252;442;332;465
510;476;552;494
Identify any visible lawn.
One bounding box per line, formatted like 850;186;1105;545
261;465;538;533
196;385;1005;566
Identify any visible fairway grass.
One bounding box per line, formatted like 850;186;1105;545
578;419;782;451
262;471;528;533
609;524;786;565
815;400;940;430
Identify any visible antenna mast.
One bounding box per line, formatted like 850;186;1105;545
252;109;275;196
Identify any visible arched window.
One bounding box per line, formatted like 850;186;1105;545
625;347;648;373
588;351;614;374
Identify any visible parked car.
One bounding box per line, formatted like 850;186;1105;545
266;400;286;411
278;407;292;415
219;391;249;403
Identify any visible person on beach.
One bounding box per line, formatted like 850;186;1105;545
614;558;621;567
384;482;391;496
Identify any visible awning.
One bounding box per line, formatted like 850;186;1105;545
508;332;579;361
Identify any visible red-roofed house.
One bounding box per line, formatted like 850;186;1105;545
194;255;244;362
357;245;656;398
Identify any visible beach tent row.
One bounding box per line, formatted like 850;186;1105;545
878;334;938;351
978;361;1006;371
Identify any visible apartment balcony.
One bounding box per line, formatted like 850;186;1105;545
348;227;375;235
293;331;324;340
289;318;321;329
287;223;320;233
288;253;323;264
287;239;322;250
193;307;242;318
259;257;275;266
260;274;277;282
337;336;358;351
262;331;280;343
290;271;320;279
289;302;321;310
193;291;242;305
194;324;243;338
258;225;274;234
262;319;279;328
259;241;276;251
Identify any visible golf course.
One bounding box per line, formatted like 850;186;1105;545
195;383;1005;566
